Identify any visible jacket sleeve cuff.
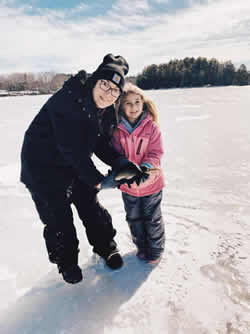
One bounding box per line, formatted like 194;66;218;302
140;162;153;169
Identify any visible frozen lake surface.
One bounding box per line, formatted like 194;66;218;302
0;86;250;333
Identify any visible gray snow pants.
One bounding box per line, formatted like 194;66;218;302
122;190;165;260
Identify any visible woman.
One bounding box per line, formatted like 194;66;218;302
20;54;142;284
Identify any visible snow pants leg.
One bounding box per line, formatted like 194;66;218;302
122;191;165;260
29;179;117;270
30;191;79;271
70;180;117;258
122;192;147;252
142;191;165;260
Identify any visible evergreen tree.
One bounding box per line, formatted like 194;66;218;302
223;61;235;85
234;64;249;85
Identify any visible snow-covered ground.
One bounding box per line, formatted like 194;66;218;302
0;86;250;333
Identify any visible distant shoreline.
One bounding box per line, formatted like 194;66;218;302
1;85;248;98
0;90;54;98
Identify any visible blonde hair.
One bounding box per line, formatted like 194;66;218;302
115;83;159;124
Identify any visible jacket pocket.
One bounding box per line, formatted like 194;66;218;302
136;139;143;155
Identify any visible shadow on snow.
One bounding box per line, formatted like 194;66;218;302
0;251;154;334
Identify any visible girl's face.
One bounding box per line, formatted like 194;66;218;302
93;79;119;109
122;93;144;124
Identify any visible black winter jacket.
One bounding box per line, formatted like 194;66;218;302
20;74;123;194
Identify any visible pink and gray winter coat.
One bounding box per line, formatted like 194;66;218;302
112;113;165;197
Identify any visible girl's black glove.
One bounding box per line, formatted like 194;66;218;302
114;162;150;188
138;165;150;184
114;161;142;188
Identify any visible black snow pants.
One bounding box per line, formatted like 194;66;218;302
122;190;165;260
29;179;117;271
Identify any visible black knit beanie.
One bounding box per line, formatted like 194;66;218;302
91;53;129;91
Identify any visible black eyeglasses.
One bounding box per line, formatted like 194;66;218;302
99;80;120;98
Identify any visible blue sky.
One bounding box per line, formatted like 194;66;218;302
1;0;250;75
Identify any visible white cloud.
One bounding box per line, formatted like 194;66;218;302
0;0;250;75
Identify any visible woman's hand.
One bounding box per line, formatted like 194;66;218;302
96;171;120;191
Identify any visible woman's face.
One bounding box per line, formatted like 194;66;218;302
122;93;144;124
92;79;120;109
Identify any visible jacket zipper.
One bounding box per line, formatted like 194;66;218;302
136;139;143;155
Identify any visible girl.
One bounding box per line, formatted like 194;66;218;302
112;83;165;264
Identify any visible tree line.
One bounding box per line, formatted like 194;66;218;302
0;72;71;95
0;57;249;96
136;57;249;89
